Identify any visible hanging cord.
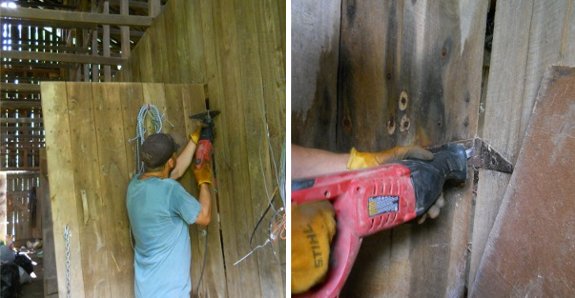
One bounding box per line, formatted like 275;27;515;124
195;229;209;296
131;104;164;174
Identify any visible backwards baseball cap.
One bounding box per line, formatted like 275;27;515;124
141;133;180;169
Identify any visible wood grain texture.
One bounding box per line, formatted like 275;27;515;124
471;66;575;297
42;83;214;297
65;83;112;298
470;0;575;286
41;82;87;297
114;0;286;296
338;1;486;297
291;0;340;150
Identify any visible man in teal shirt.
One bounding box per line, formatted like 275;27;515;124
127;132;212;297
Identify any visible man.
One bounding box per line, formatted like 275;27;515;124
291;144;445;294
126;131;212;298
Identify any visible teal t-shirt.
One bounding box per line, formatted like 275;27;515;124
126;175;201;298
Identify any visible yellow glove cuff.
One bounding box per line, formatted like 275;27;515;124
346;147;380;170
189;127;201;144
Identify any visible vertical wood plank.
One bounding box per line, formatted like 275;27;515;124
329;1;487;297
41;81;87;297
91;83;134;297
39;149;59;297
212;0;263;296
235;0;282;296
291;0;340;150
119;83;145;176
65;82;112;298
182;0;207;83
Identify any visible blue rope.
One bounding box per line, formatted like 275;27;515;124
133;104;163;174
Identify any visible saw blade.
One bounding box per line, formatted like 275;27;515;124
430;138;514;174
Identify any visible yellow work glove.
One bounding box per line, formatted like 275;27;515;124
193;161;213;186
189;126;201;144
347;145;434;169
291;201;336;294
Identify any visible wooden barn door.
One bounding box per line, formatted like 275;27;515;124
41;82;226;297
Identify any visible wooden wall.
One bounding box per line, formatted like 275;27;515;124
41;82;219;297
4;172;41;241
292;0;487;296
114;0;286;297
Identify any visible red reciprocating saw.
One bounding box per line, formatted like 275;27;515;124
291;138;513;298
190;99;220;172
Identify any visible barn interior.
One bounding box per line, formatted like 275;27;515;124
1;0;285;297
292;0;575;296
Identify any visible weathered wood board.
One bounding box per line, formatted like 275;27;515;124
41;82;223;297
470;0;575;285
471;66;575;297
291;0;341;150
115;0;286;296
292;0;488;296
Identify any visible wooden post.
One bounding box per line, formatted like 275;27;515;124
103;0;111;81
148;0;161;17
120;0;130;60
91;0;100;82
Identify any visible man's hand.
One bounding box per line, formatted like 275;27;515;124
193;162;213;186
346;145;446;223
189;126;201;144
347;145;434;169
292;201;336;294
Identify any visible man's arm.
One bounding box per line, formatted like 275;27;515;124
292;144;349;179
194;184;211;226
170;139;196;180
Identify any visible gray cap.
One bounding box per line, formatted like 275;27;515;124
141;133;180;168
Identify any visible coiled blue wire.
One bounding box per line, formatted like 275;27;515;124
133;104;163;174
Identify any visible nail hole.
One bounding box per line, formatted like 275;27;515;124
387;116;396;134
400;115;410;132
324;190;331;198
399;91;408;111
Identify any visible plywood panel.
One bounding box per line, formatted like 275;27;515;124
470;0;575;285
471;66;575;297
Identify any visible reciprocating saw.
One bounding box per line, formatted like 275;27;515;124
190;99;220;173
291;138;513;297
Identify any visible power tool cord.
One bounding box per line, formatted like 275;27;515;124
195;228;208;295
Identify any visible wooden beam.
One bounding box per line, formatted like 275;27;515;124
0;42;90;54
0;83;41;92
0;117;43;124
0;7;153;27
109;0;148;11
1;50;125;65
0;101;42;109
